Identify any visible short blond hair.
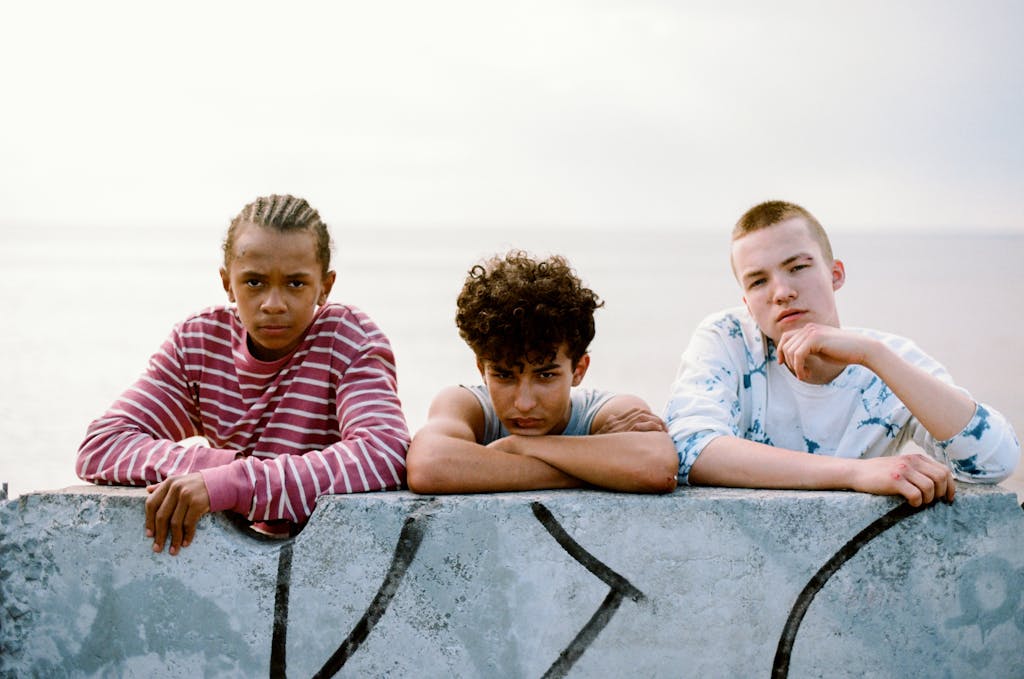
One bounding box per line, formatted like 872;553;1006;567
732;200;833;261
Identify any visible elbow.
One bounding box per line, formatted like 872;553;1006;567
949;440;1021;485
404;457;432;494
638;471;678;494
404;444;446;494
75;445;98;483
635;435;680;494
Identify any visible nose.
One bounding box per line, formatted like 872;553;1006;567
260;287;287;314
513;381;537;413
771;279;797;304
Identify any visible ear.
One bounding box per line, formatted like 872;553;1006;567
220;267;235;302
571;353;590;387
318;270;337;305
831;259;846;292
476;357;485;377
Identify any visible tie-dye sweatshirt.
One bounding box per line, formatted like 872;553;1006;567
76;303;409;523
665;307;1020;485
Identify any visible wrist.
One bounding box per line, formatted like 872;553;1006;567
859;338;892;372
803;454;861;492
836;457;865;492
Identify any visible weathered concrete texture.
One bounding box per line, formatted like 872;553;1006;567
1;485;1023;679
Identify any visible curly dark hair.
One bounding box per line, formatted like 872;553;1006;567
456;251;603;368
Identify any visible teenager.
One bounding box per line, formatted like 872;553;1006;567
406;251;677;494
76;195;409;554
665;200;1019;505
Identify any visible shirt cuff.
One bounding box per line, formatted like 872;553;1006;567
936;403;987;459
200;460;252;515
674;430;723;485
186;446;239;472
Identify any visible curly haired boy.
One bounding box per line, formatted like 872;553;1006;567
406;251;677;493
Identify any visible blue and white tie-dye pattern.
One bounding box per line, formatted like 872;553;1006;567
665;307;1020;485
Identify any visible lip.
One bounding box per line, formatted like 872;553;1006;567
776;309;806;324
511;418;545;430
258;325;291;336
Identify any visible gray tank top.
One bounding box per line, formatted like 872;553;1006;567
463;385;615;444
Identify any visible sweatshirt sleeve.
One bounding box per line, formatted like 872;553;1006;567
888;335;1021;484
199;312;410;522
664;316;746;484
75;326;240;486
933;403;1020;484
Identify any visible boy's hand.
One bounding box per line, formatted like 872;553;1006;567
777;324;876;384
849;453;956;506
592;407;667;434
145;473;211;556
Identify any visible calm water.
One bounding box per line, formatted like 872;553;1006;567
2;223;1021;499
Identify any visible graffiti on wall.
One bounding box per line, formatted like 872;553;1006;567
943;554;1024;669
266;498;1024;679
5;493;1020;677
267;500;646;679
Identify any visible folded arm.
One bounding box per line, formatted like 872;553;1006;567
95;322;409;554
76;334;238;486
490;395;677;493
667;318;956;505
778;324;1019;481
778;324;974;438
198;336;409;521
406;386;583;493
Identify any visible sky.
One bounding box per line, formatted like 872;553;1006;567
2;0;1022;232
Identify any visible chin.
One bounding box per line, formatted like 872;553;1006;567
507;426;551;437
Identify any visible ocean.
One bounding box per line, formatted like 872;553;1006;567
1;223;1021;499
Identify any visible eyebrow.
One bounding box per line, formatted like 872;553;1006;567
781;252;815;267
239;270;314;278
531;363;561;373
740;252;815;281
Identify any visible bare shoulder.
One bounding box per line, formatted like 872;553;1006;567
596;394;654;419
420;385;486;442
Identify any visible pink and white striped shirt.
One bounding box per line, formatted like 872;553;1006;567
76;303;409;523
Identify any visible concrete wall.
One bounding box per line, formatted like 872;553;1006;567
1;485;1022;679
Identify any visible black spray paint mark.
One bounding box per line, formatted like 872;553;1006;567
542;589;627;679
311;507;430;679
270;541;294;679
531;502;645;679
771;501;925;679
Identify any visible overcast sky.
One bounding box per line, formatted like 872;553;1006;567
2;1;1021;232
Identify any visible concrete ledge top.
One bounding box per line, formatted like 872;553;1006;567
10;480;1020;509
15;480;1021;502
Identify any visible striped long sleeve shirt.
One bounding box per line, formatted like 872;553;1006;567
76;303;410;523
